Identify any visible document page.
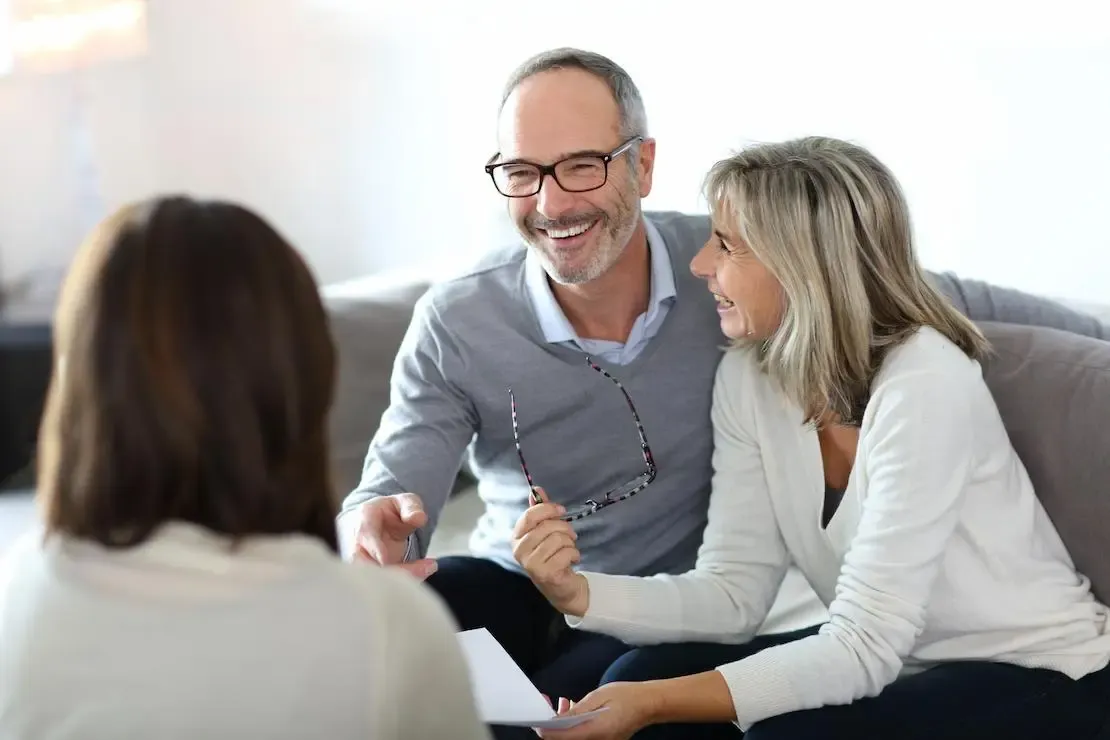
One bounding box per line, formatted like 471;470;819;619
456;628;608;729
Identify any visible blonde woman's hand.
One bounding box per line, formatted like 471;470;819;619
535;683;662;740
511;487;589;616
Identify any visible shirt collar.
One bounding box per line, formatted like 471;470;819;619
525;217;677;345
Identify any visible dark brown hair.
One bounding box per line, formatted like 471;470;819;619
38;196;339;551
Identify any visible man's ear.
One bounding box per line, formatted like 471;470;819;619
637;137;657;198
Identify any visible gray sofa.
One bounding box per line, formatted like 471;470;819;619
322;260;1110;631
323;269;437;505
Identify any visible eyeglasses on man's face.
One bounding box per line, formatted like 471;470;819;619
508;356;656;522
484;136;643;198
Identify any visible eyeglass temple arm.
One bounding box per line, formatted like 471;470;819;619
583;356;655;470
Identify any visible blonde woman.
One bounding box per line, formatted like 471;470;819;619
0;197;490;740
511;137;1110;739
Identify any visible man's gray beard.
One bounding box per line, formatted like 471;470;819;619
539;229;621;285
532;204;640;286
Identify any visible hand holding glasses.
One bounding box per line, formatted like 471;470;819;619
508;356;657;522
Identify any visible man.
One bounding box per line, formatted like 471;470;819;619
339;47;1108;712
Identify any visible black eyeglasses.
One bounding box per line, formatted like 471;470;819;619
485;136;642;198
508;355;656;522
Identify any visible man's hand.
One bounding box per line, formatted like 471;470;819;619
352;493;438;580
512;487;588;616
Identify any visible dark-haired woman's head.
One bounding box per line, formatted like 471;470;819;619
38;196;338;550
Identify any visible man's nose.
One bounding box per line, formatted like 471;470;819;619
534;173;577;217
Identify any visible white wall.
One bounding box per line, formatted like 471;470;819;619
0;0;382;287
1;0;1108;302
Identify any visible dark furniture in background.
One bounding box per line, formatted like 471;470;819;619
0;306;52;491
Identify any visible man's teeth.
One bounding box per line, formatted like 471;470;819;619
547;221;594;239
714;294;734;307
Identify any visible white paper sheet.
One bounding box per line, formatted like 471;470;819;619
456;627;609;729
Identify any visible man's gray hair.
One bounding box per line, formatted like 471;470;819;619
499;48;649;139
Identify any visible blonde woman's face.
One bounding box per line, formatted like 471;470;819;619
690;220;784;341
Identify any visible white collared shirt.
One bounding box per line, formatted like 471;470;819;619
523;217;677;365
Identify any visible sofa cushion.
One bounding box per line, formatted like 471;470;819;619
978;321;1110;604
323;277;431;504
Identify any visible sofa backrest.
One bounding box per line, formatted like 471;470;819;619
979;321;1110;604
323;278;431;504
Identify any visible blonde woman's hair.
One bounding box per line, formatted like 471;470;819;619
704;136;990;425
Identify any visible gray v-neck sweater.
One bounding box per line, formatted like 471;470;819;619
347;212;725;577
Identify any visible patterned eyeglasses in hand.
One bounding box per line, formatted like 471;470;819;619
508;356;657;522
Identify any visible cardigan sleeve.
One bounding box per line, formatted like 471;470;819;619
716;364;981;730
567;350;791;645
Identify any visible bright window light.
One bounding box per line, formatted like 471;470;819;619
8;0;146;74
0;0;13;76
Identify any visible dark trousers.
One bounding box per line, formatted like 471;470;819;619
425;555;630;739
603;625;1110;739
